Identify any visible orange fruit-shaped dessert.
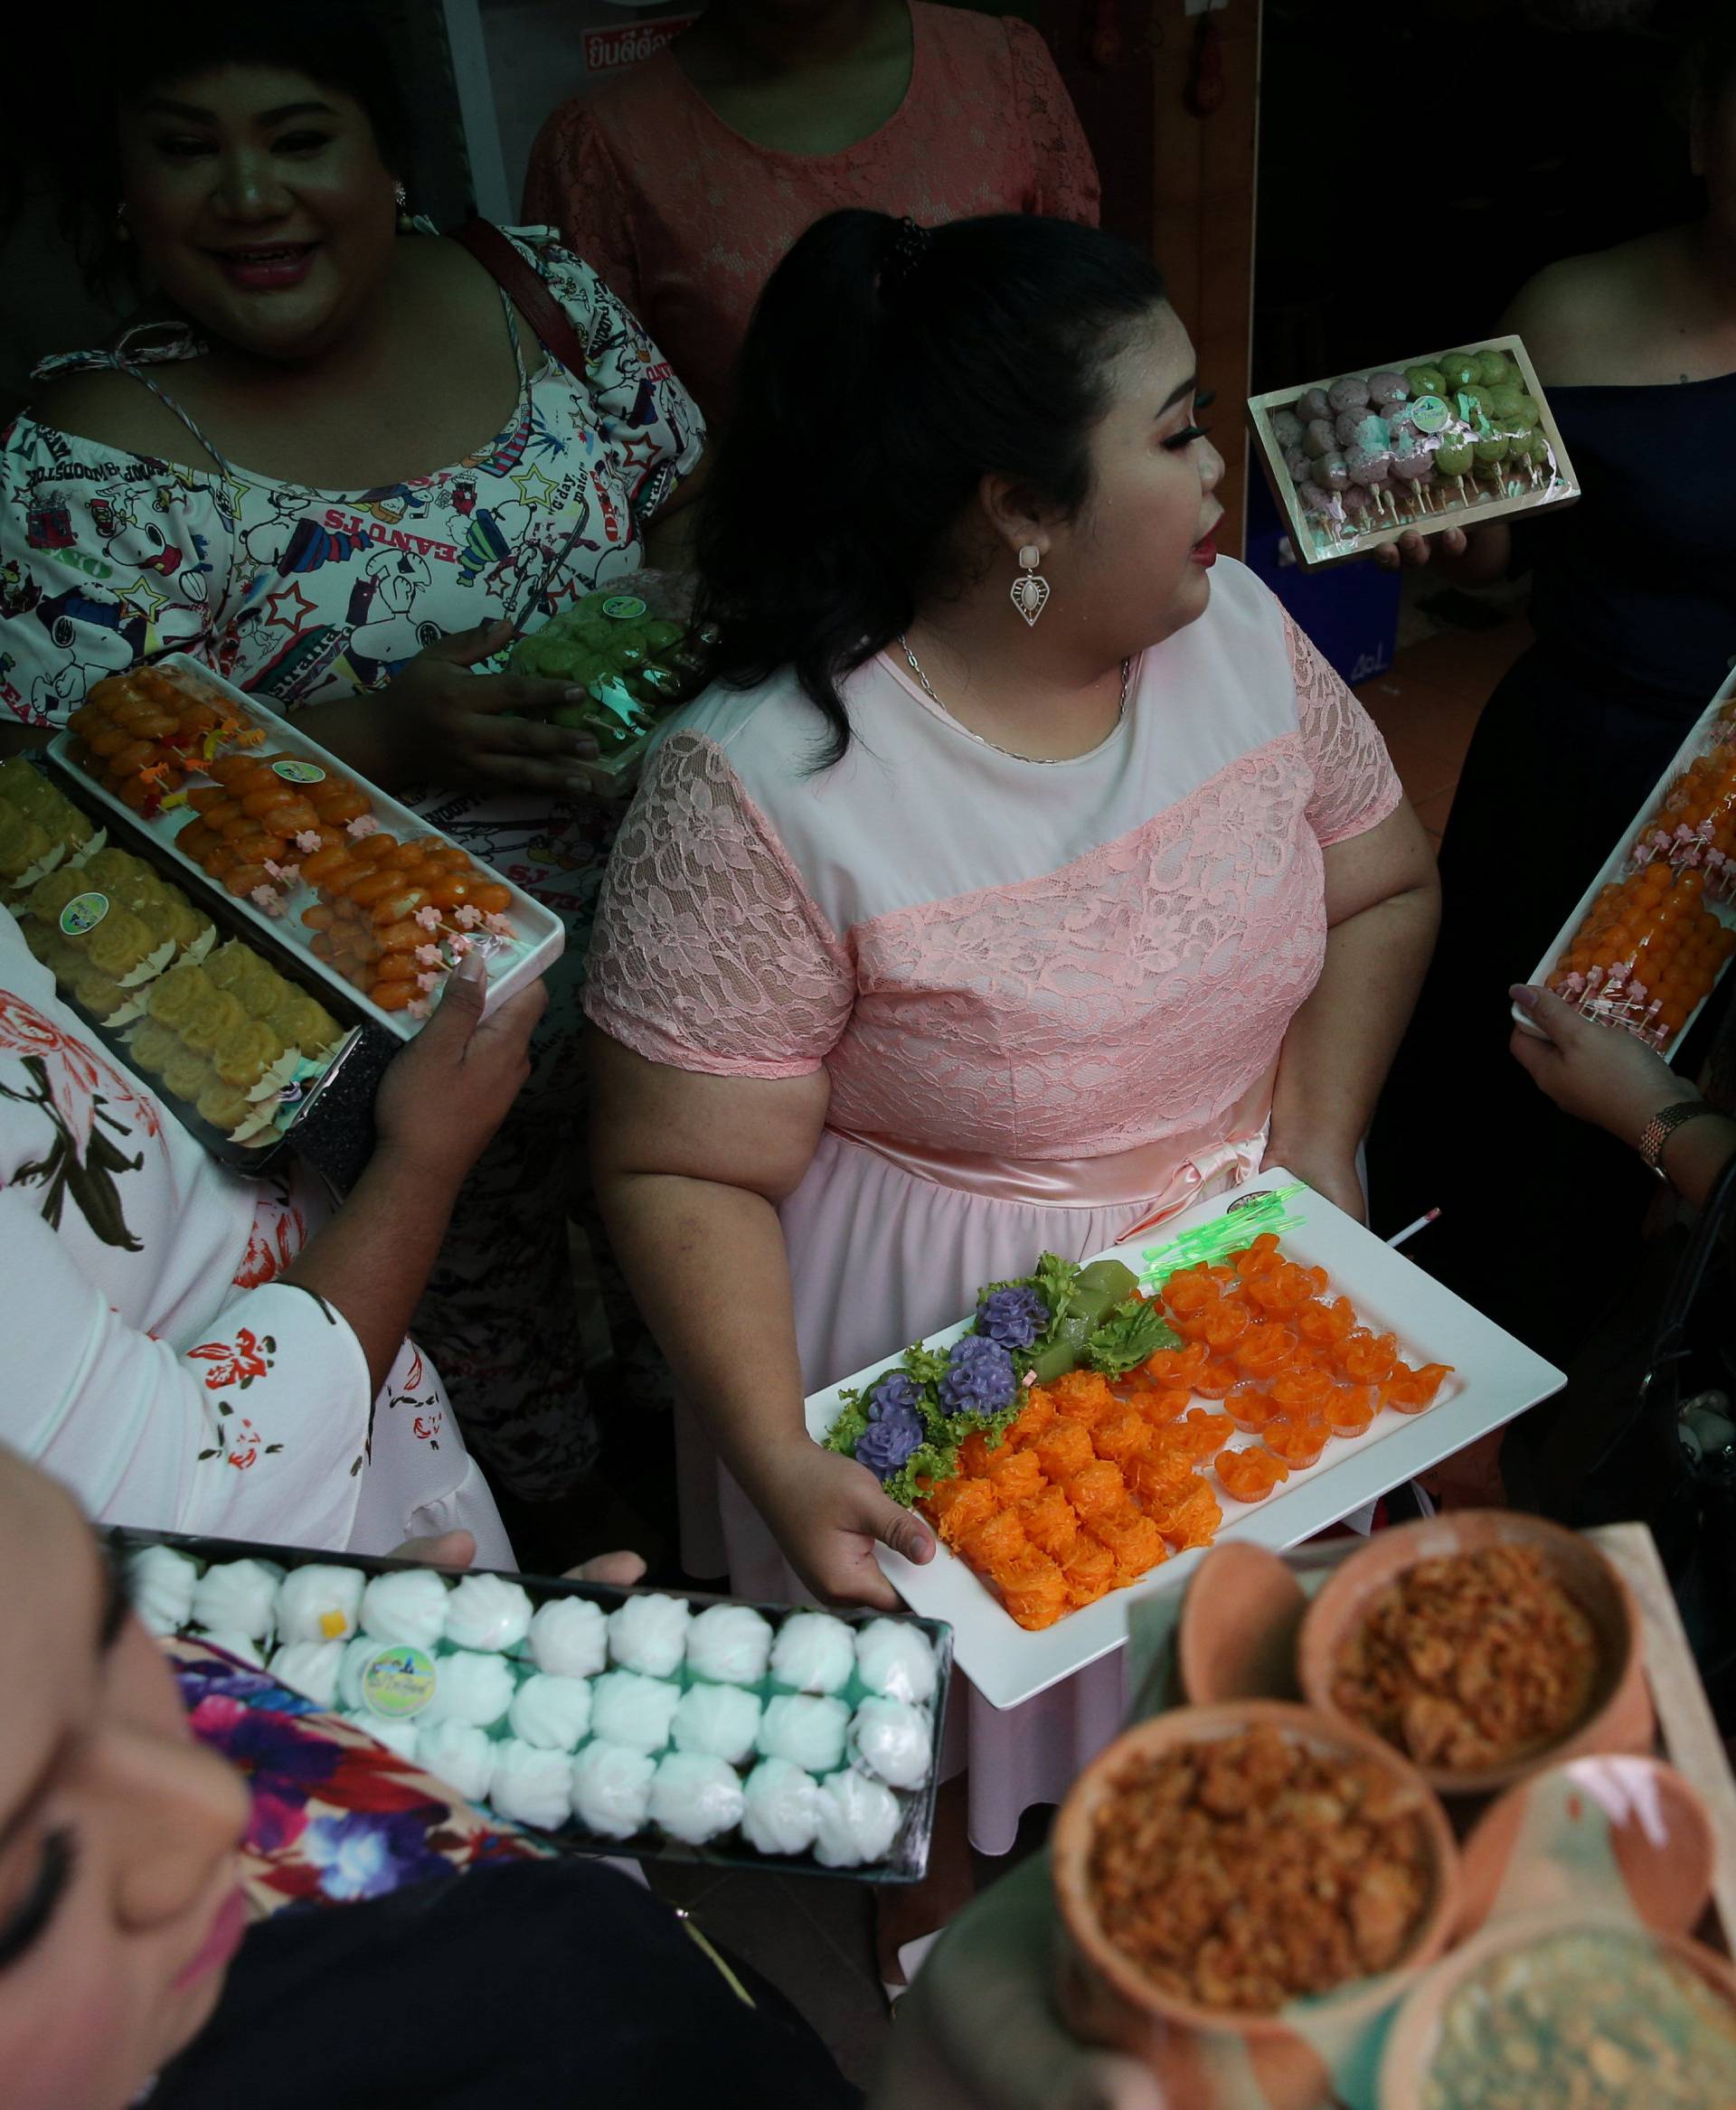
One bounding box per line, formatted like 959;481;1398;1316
1214;1446;1289;1503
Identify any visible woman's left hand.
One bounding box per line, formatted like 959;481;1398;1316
390;1530;646;1587
1260;1138;1366;1223
1508;984;1686;1144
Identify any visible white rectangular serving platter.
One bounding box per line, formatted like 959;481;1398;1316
802;1169;1565;1711
1520;664;1736;1053
51;655;563;1039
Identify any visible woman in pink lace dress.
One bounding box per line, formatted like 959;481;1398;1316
523;0;1098;434
584;213;1439;1880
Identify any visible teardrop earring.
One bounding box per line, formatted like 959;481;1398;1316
393;181;412;231
1010;544;1051;628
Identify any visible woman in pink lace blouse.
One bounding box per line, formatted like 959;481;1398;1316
522;0;1098;432
584;212;1439;1871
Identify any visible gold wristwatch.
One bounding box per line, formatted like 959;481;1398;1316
1637;1100;1725;1182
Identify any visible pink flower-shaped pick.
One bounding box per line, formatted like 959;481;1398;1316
346;814;379;840
452;903;483;929
413;905;442;933
448;934;473;956
414;944;443;967
484;913;512;937
295;830;323;855
249;885;284;917
407;997;432;1020
416;970;443;994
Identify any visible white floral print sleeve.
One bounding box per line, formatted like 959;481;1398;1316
0;910;497;1551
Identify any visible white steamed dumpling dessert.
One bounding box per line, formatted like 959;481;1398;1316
199;1630;265;1668
443;1573;533;1653
758;1693;849;1775
419;1720;497;1804
126;1546;197;1636
360;1568;449;1651
685;1603;773;1687
854;1617;938;1705
427;1649;515;1729
488;1738;573;1830
848;1698;932;1790
507;1672;594;1753
590;1670;681;1754
814;1768;901;1870
191;1558;282;1641
528;1595;608;1679
268;1640;344;1710
275;1564;365;1644
342;1710;420;1763
571;1740;656;1840
769;1611;854;1695
741;1758;824;1858
650;1752;747;1845
671;1683;761;1766
608;1594;692;1678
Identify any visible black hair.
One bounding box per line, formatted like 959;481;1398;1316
694;210;1169;766
55;3;410;295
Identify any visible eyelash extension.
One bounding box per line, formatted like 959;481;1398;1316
1165;424;1212;450
0;1830;77;1971
1195;389;1217;411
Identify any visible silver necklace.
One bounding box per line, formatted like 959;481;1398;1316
895;634;1131;765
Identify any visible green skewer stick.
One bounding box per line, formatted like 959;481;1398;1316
1137;1183;1307;1293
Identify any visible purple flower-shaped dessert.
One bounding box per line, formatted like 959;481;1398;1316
939;1334;1017;1418
975;1286;1050;1351
856;1405;924;1481
867;1371;923;1418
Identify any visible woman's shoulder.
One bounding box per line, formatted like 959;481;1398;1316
12;364;211;477
1501;231;1687;386
917;1;1049;73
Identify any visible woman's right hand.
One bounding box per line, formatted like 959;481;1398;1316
747;1443;936;1611
1372;526;1468;570
373;953;546;1188
371;620;602;795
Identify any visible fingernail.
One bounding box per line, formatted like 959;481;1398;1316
562;686;590;702
1508;984;1538;1008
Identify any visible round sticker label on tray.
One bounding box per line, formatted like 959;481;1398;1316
360;1644;438;1719
271;758;327;785
1409;394;1451;434
601;595;647;621
59;891;109;937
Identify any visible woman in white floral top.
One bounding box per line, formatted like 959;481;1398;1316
0;9;703;1502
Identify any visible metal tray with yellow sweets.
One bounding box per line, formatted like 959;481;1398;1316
0;753;391;1186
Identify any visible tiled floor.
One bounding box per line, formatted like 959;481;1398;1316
1354;606;1533;847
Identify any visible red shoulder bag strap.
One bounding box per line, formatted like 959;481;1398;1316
449;219;590;376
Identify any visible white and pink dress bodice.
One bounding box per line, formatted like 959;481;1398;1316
0;910;508;1560
585;560;1402;1854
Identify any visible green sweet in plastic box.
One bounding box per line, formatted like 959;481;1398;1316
508;592;710;754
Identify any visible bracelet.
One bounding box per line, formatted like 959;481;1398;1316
1637;1100;1728;1183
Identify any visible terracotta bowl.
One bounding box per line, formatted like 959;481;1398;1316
1378;1906;1736;2110
1455;1753;1714;1942
1296;1510;1649;1798
1178;1542;1307;1707
1052;1700;1460;2110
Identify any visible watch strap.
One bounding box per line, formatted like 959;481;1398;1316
1637;1100;1723;1177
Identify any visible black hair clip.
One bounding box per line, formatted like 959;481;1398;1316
880;216;933;299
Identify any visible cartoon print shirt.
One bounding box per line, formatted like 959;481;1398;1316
0;228;703;924
0;908;508;1555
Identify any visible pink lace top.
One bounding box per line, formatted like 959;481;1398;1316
522;5;1099;429
584;560;1401;1167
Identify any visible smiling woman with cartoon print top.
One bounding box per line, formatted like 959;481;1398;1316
0;5;703;1506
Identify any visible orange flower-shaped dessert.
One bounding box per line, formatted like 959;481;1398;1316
1143;1340;1209;1388
1191;1358;1241;1399
1233;1326;1298;1383
1192;1296;1253;1353
1262;1416;1328;1470
1170;1409;1233;1463
1018;1484;1081;1560
1035;1418;1096;1484
1138;1385;1194;1430
1296;1295;1359;1351
1163;1266;1222;1321
1269;1367;1335;1418
1382;1361;1453;1414
1227;1386;1281;1434
1335;1330;1400;1385
1231;1232;1283;1280
1327;1385;1377;1437
1214;1446;1290;1502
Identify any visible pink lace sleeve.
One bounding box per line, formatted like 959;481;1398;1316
522;104;644;317
583;732;854;1077
1282;609;1404;848
1006;19;1101;226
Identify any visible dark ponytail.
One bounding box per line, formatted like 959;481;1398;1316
694;210;1167;766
